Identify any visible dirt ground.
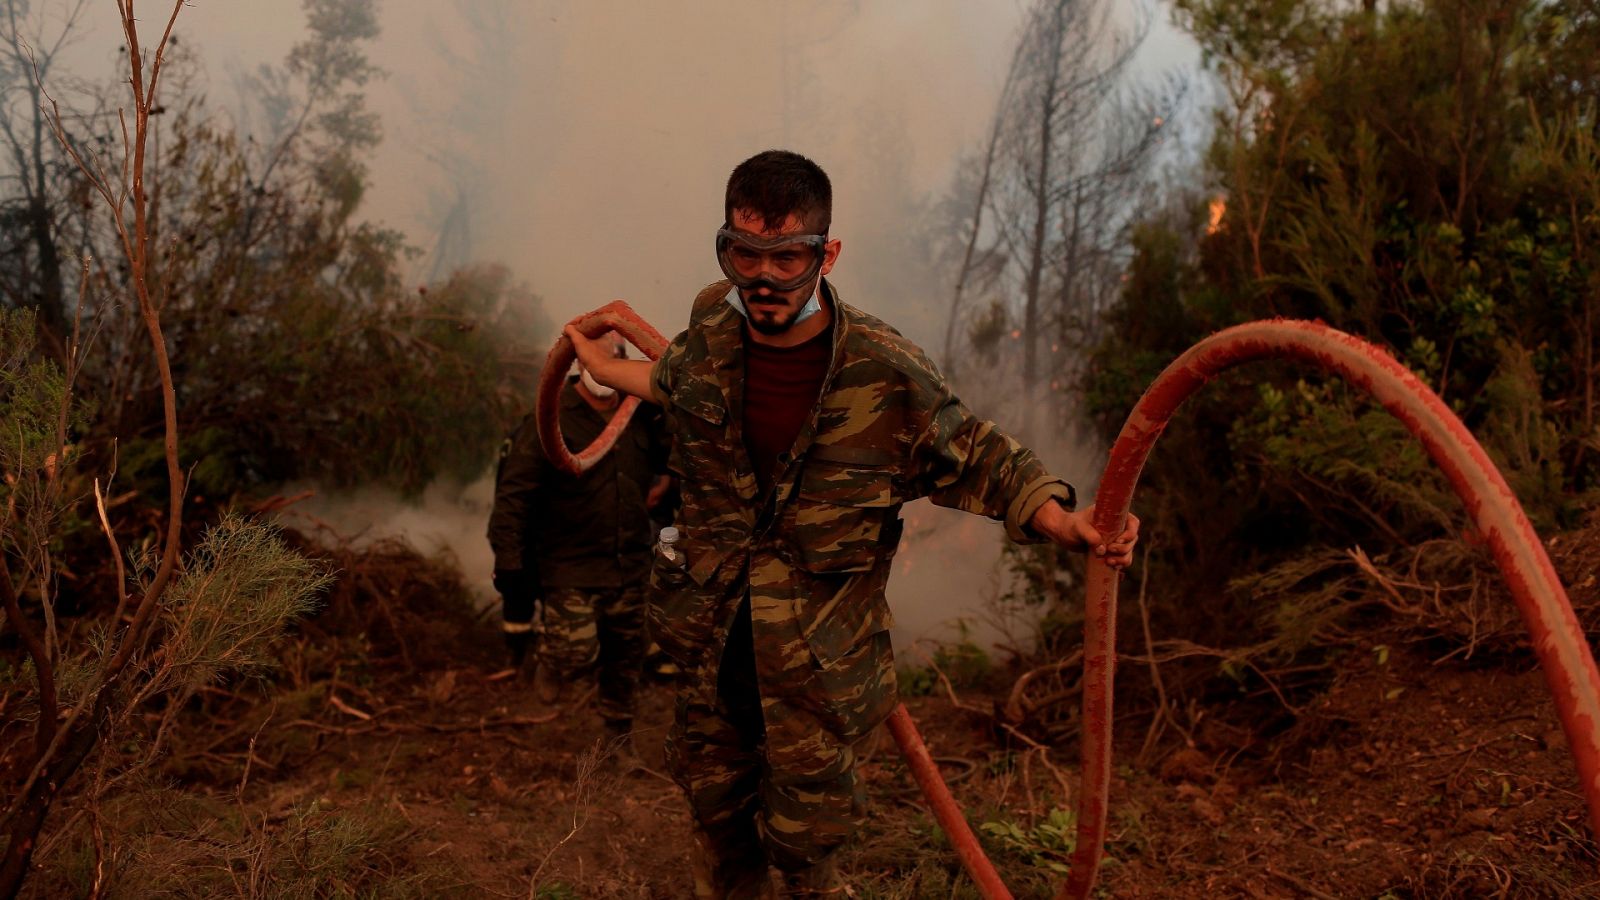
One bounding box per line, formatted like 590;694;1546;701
18;527;1600;898
65;639;1584;899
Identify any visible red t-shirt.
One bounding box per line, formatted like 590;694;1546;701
743;326;832;492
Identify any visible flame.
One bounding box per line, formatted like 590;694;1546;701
1206;196;1227;235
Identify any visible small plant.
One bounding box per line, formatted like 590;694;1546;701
897;664;939;698
933;637;992;689
979;806;1077;876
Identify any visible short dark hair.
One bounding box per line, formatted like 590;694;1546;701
725;150;832;234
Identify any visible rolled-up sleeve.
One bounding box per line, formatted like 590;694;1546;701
910;363;1076;544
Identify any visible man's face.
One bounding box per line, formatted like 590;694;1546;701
724;208;841;336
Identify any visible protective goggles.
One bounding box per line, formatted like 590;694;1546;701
714;226;827;292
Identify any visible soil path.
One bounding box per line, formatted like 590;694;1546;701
213;641;1595;899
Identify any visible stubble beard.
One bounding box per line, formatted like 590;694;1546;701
746;304;796;335
740;279;816;336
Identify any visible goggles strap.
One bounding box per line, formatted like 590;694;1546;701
724;284;823;325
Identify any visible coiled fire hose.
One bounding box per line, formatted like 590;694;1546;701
540;304;1600;900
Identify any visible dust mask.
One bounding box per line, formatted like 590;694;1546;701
580;368;616;399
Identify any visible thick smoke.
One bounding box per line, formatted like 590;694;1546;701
62;1;1193;648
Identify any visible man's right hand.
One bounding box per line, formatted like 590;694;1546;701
564;325;655;400
494;568;538;667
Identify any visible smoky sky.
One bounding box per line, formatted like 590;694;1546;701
58;0;1193;355
372;0;1028;347
50;0;1195;647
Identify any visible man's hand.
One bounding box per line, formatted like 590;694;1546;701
563;325;655;400
1029;500;1140;569
493;568;534;602
494;568;538;667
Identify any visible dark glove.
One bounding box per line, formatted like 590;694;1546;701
494;567;532;600
495;568;539;615
494;568;539;667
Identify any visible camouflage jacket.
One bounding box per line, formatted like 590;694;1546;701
648;279;1074;738
487;381;668;589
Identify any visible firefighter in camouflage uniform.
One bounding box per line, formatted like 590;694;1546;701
488;334;672;759
566;151;1139;898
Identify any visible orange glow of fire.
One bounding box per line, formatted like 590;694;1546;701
1206;196;1227;235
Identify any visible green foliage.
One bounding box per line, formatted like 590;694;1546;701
0;309;75;476
0;307;92;585
133;87;550;495
1230;378;1458;539
935;628;993;688
968;299;1012;365
979;806;1077;876
289;0;384;153
998;541;1070;607
1084;0;1600;663
1478;341;1576;531
5;1;550;503
895;664;938;698
149;516;332;697
900;630;993;695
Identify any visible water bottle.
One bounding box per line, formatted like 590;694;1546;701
656;526;685;569
650;526;690;667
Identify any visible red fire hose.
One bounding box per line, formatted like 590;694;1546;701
540;305;1600;900
536;300;673;474
1060;318;1600;899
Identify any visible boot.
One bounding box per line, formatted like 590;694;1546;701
777;856;845;897
691;828;775;899
533;662;563;704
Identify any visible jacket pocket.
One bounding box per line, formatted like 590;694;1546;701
799;581;895;665
646;546;715;668
667;379;730;482
789;460;897;574
794;627;899;740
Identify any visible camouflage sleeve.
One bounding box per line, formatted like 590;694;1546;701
486;413;545;579
910;371;1076;544
648;329;691;408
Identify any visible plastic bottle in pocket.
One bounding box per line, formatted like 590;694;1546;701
656;526;685;570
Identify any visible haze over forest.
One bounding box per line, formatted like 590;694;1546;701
60;1;1195;349
40;0;1195;645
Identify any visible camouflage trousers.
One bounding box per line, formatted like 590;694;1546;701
539;585;646;723
664;598;865;894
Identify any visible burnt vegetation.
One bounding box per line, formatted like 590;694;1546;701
0;0;544;896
